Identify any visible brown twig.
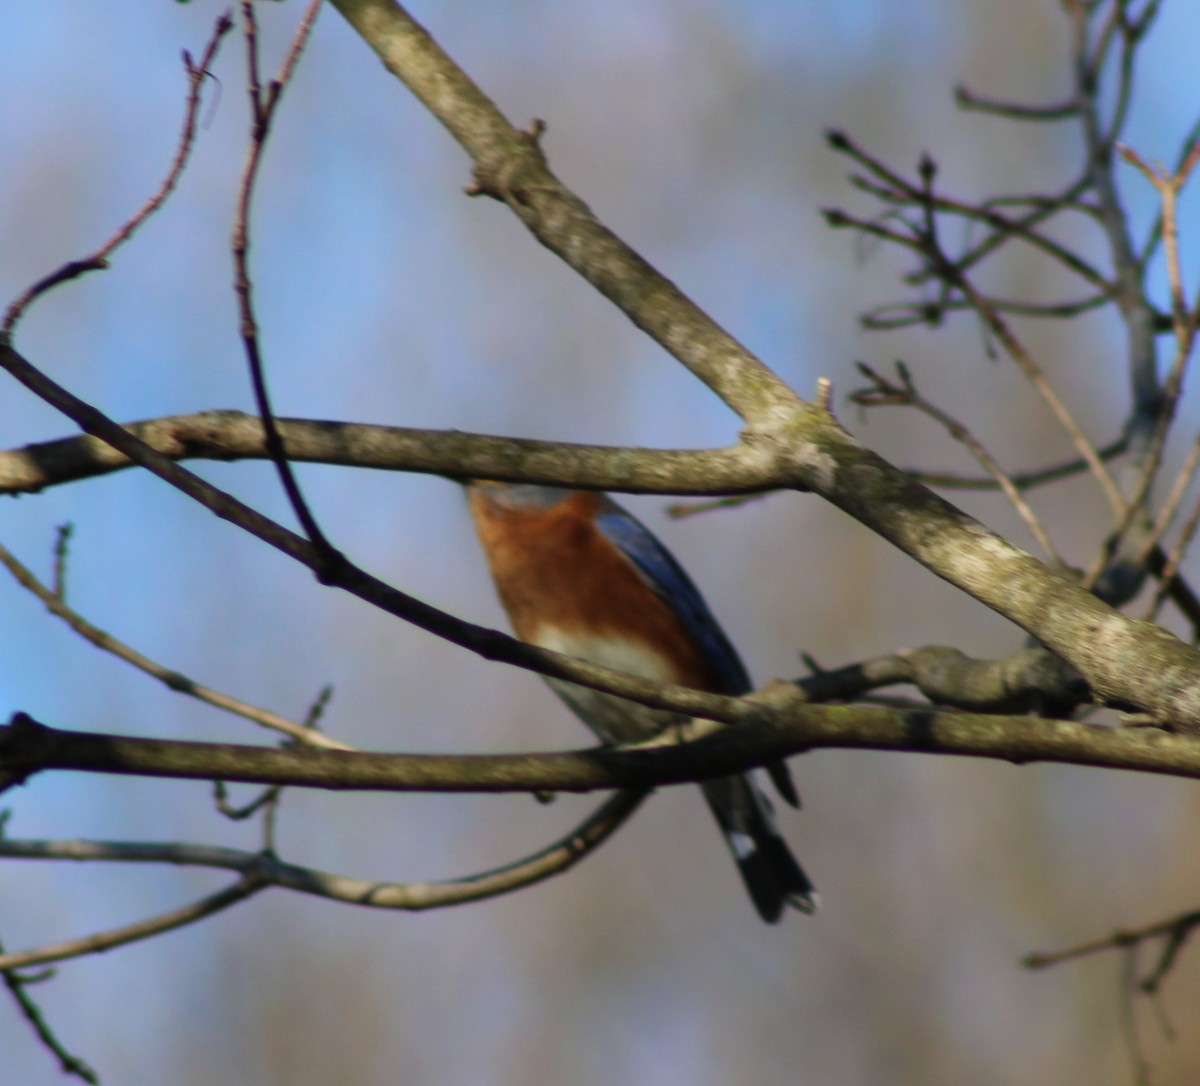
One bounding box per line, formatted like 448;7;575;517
0;789;644;966
0;537;351;750
953;85;1080;121
0;873;269;971
231;1;340;570
51;522;72;601
1103;142;1200;556
0;13;233;335
0;410;774;499
1024;906;1200;996
861;292;1112;327
852;361;1062;563
823;203;1126;521
899;436;1129;491
793;644;1086;715
1145;488;1200;623
1135;434;1200;570
1066;0;1162;521
1;939;98;1083
828;131;1113;296
10;701;1200;799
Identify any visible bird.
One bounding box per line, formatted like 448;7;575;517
464;481;816;922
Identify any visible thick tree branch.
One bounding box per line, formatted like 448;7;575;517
0;410;778;498
326;0;800;425
5;706;1200;797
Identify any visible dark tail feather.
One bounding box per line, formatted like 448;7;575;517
736;828;817;922
703;776;817;923
767;758;801;809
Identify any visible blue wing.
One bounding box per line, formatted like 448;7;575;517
594;503;751;696
594;498;801;809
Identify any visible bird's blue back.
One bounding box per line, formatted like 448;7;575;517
592;503;752;697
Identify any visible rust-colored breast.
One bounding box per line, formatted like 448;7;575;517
467;489;722;691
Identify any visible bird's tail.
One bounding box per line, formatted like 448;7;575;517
702;775;817;923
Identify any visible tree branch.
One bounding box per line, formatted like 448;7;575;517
0;787;645;968
325;0;799;424
0;536;350;750
0;410;779;498
5;705;1200;797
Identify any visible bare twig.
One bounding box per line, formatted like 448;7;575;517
953;85;1080;121
0;873;268;971
0;789;644;967
950;273;1128;520
1136;434;1200;568
899;437;1129;491
1066;0;1162;512
1145;488;1200;623
0;537;352;750
1025;906;1200;995
231;1;339;567
1;938;98;1083
852;361;1062;562
861;292;1112;327
0;13;233;334
51;522;72;601
1104;141;1200;553
793;644;1086;715
828;131;1113;296
212;779;283;821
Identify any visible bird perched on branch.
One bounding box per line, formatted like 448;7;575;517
464;481;816;923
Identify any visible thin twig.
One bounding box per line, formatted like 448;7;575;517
0;344;772;724
953;85;1079;120
231;0;339;568
0;537;351;750
1024;907;1200;971
0;873;268;971
862;292;1112;327
1106;142;1200;553
1135;434;1200;568
1145;488;1200;622
51;522;72;601
1068;0;1162;524
900;437;1129;491
213;779;282;820
0;790;644;967
1;938;98;1083
828;131;1114;295
852;361;1062;562
0;13;233;335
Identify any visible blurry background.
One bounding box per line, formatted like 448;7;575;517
2;1;1200;1083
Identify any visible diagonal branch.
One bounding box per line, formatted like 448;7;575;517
0;537;349;750
326;0;798;425
0;873;268;972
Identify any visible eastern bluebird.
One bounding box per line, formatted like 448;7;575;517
465;481;816;922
